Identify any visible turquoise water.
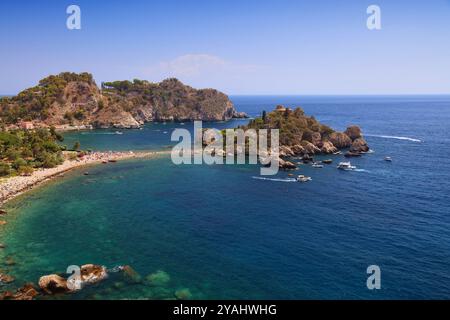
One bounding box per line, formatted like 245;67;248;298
1;96;450;299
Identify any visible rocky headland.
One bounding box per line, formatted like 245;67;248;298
0;72;248;130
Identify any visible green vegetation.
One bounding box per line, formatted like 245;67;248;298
0;128;65;177
0;72;94;124
243;106;335;146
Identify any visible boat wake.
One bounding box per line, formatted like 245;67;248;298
252;176;297;182
353;169;370;173
81;132;119;135
365;134;422;143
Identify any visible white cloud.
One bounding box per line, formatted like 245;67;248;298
142;54;265;91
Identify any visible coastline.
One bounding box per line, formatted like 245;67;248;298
0;150;170;206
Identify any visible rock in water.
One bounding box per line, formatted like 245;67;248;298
0;209;7;215
344;125;362;141
145;270;171;287
38;274;70;294
80;264;108;284
329;132;352;148
175;288;192;300
121;265;142;283
344;151;362;158
0;283;39;300
278;158;297;170
350;138;370;153
0;273;15;284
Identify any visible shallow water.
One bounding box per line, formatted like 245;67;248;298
1;95;450;299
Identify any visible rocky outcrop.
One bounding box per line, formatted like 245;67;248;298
350;137;369;153
344;125;362;141
329;132;352;148
38;274;70;294
0;283;39;300
278;158;297;170
80;264;108;284
321;141;338;154
301;141;321;154
38;264;108;295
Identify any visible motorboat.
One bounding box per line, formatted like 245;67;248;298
297;175;312;182
322;159;333;164
333;151;342;155
312;162;324;168
384;156;392;162
115;131;123;135
337;162;356;170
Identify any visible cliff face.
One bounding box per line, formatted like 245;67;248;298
0;73;245;129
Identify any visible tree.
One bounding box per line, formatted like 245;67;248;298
262;110;267;123
73;141;81;151
0;162;10;177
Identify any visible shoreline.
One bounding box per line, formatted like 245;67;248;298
0;150;170;206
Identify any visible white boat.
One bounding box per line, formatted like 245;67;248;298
115;131;123;135
384;156;392;162
337;162;356;170
333;151;342;155
297;175;312;182
312;162;324;168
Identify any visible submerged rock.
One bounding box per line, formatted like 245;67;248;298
175;288;192;300
0;243;5;249
0;220;7;226
5;257;15;266
0;209;7;215
121;265;142;283
145;270;171;287
0;273;15;284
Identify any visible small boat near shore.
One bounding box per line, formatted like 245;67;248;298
322;159;333;164
333;151;342;155
115;131;123;135
384;156;392;162
312;162;324;168
108;159;117;163
297;175;312;182
337;162;356;171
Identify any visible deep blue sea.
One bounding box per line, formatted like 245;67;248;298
1;95;450;299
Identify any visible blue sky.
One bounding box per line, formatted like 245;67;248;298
1;0;449;94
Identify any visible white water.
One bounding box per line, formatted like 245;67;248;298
365;134;422;143
252;176;297;182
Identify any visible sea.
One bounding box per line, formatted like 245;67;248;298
1;95;450;299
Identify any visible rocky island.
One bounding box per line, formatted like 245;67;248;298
241;105;370;169
0;72;247;130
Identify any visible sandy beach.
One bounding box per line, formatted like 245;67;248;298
0;150;169;205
